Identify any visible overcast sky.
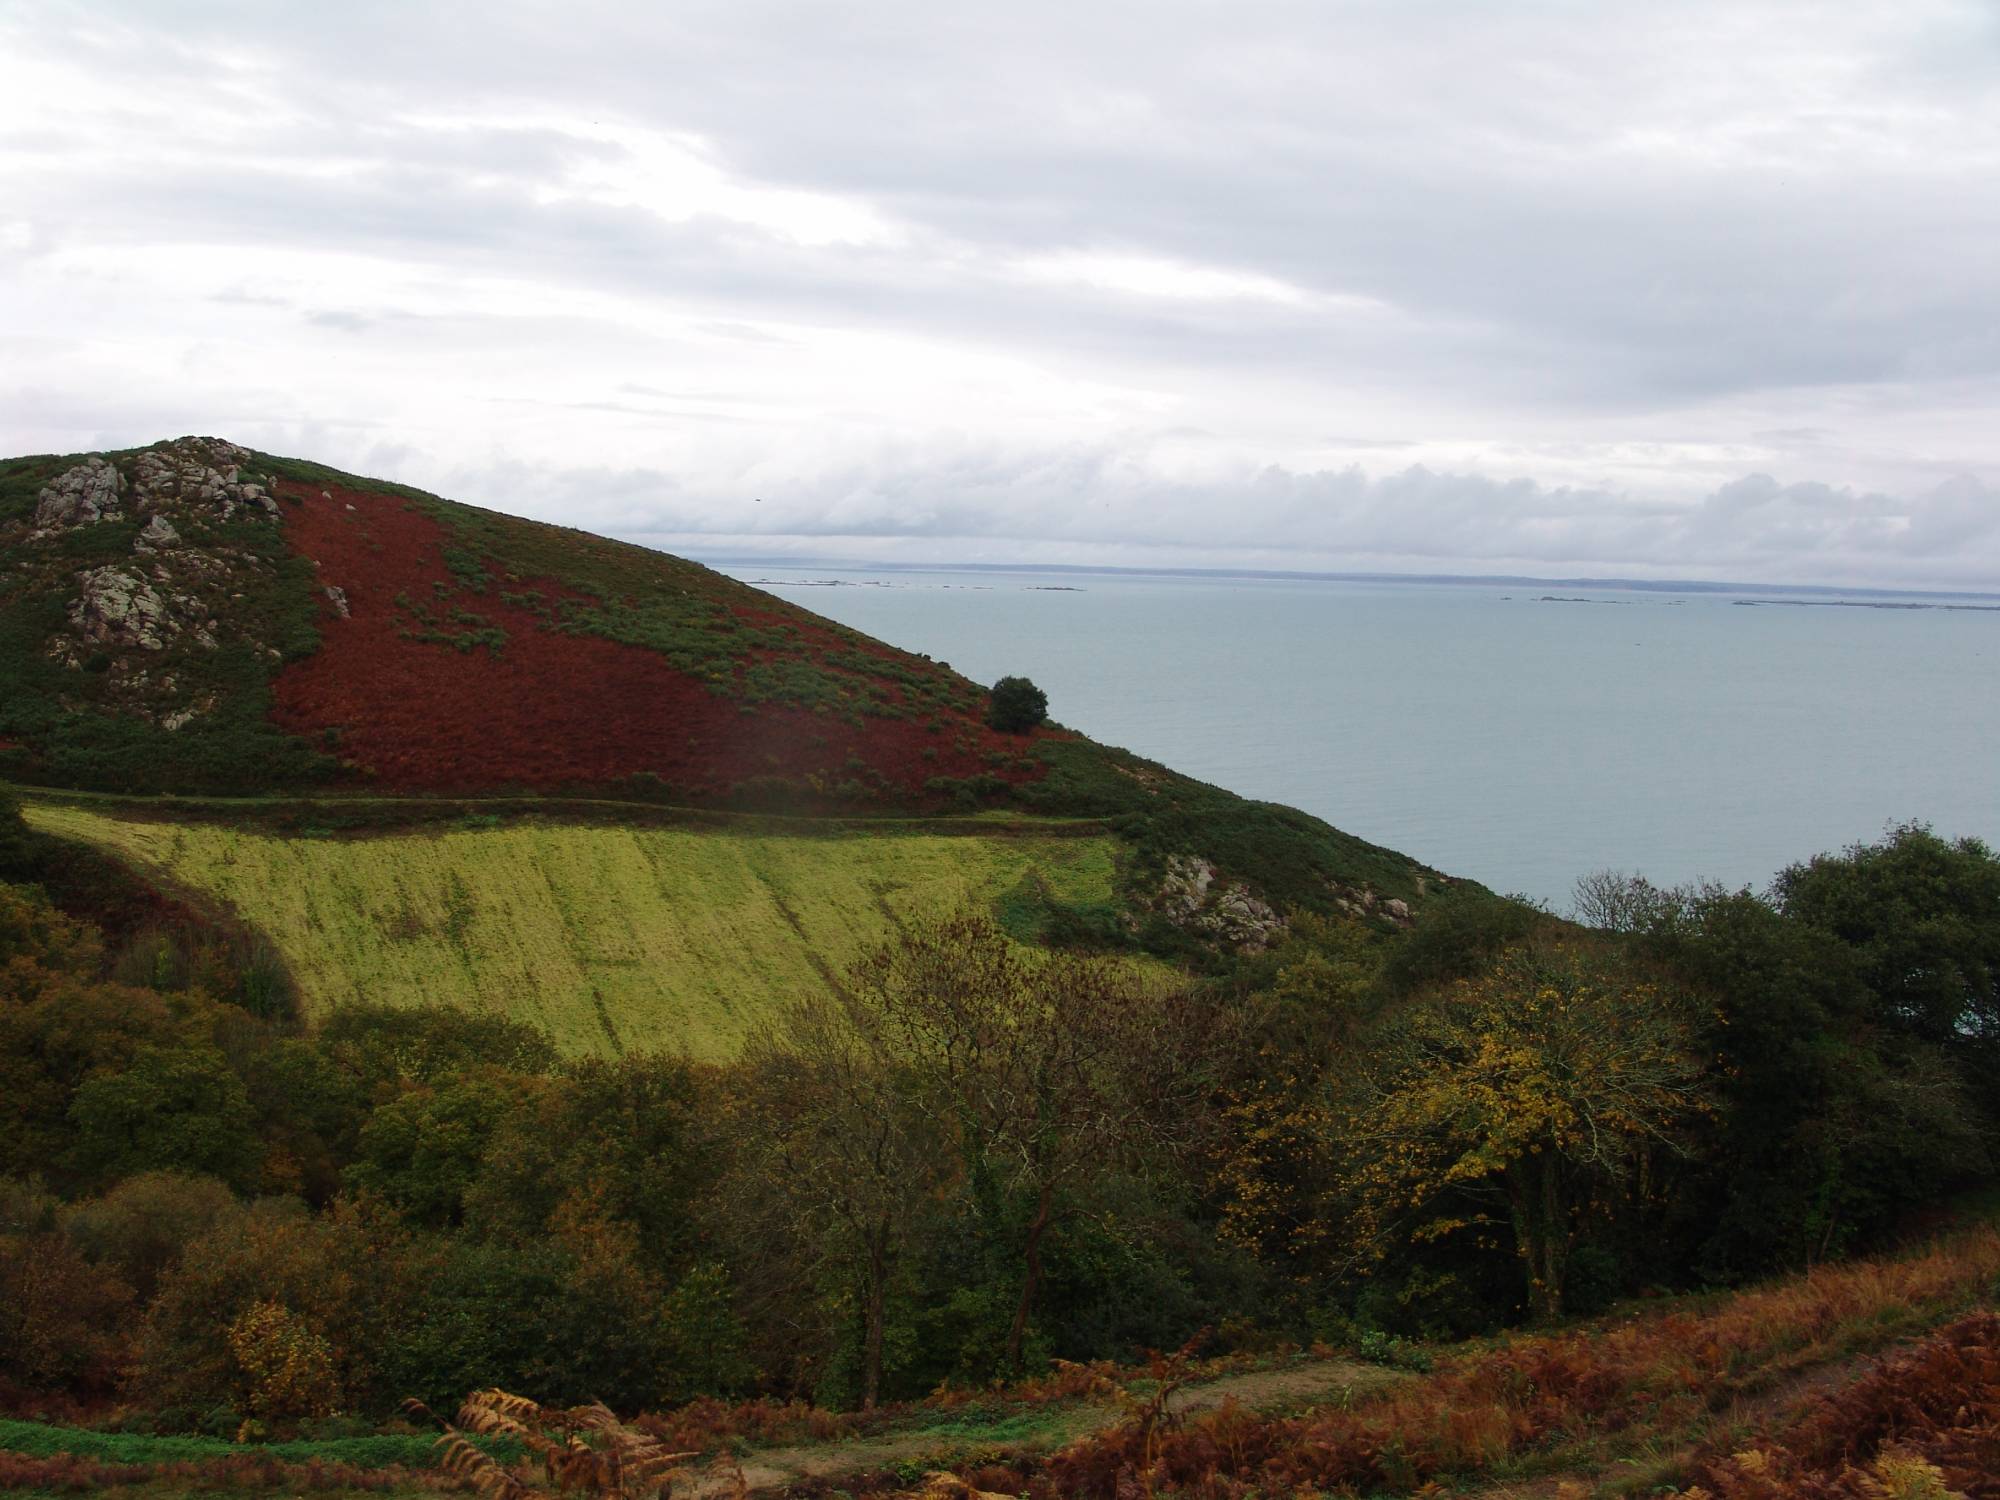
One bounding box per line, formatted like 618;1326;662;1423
5;1;1999;587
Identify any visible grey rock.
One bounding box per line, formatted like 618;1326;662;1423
33;459;126;531
323;584;351;619
134;515;181;553
1152;853;1287;953
68;566;175;652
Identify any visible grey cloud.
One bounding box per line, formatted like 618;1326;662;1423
443;445;2000;589
7;0;2000;585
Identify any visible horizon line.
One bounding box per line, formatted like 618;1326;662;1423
653;549;2000;601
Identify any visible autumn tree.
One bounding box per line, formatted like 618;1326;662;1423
1339;939;1707;1320
741;989;936;1407
852;910;1209;1374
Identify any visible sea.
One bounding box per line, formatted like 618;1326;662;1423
717;564;2000;908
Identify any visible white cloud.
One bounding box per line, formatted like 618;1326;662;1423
2;0;1998;586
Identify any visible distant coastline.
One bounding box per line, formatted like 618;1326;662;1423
680;552;2000;603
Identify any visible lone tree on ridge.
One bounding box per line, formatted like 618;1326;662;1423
986;675;1048;733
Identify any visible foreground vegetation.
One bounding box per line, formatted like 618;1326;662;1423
5;1229;1995;1498
19;798;1136;1058
5;759;1995;1422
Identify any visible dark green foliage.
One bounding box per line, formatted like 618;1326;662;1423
382;1236;570;1412
1378;884;1546;997
343;1078;514;1228
59;1172;239;1299
986;675;1048;733
315;1004;559;1091
1638;878;1990;1281
1775;823;2000;1072
67;1044;262;1191
0;783;26;872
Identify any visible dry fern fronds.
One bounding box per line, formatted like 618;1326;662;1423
411;1389;696;1500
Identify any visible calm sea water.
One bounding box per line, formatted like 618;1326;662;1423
717;565;2000;907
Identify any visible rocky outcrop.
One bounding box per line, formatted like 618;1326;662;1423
67;566;174;652
1328;883;1416;928
1153;853;1287;951
7;438;293;732
32;457;126;532
127;437;275;522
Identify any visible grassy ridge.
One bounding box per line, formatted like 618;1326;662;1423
22;802;1135;1059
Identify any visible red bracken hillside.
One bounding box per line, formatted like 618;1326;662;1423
0;437;1050;806
266;474;1048;798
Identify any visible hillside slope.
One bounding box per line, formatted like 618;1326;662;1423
1;437;1451;936
23;797;1145;1058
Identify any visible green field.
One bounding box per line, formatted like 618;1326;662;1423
23;802;1133;1059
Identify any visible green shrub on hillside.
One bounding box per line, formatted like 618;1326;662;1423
986;675;1048;733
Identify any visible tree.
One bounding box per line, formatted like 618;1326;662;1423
852;911;1206;1373
1636;883;1984;1276
62;1170;239;1298
1773;824;2000;1066
344;1077;516;1228
1341;940;1707;1320
0;784;30;878
742;988;936;1407
68;1043;262;1191
986;676;1048;734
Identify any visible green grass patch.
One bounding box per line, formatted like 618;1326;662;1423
0;1418;508;1470
23;802;1148;1059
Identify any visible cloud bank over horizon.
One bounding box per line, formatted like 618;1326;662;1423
4;0;1998;588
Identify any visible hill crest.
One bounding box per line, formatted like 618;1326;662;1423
1;436;1042;803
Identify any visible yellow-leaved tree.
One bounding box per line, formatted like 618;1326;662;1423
1340;939;1708;1321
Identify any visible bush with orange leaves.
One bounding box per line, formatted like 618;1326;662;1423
1033;1229;2000;1499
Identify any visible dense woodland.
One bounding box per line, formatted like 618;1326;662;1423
1;778;1996;1437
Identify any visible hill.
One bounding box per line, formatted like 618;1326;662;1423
0;437;1451;945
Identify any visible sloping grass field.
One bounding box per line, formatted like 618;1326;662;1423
22;801;1132;1059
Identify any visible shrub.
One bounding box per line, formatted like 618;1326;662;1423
227;1300;341;1421
61;1170;239;1297
67;1044;262;1190
986;676;1048;734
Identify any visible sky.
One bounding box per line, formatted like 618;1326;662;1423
4;0;1999;588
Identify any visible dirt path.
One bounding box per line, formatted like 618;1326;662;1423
717;1357;1396;1495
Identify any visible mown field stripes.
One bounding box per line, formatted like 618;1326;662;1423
24;803;1131;1059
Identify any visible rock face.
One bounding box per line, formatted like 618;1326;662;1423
32;457;126;531
1153;853;1287;951
135;515;181;553
68;567;174;652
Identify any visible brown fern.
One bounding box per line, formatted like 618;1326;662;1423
410;1390;697;1500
